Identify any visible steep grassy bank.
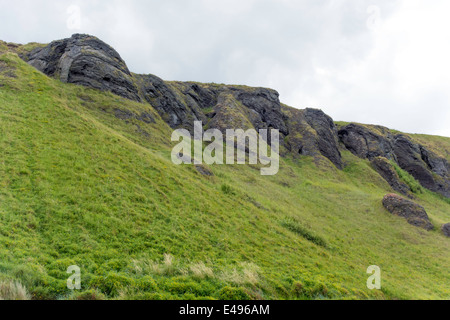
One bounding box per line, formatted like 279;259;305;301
0;52;449;300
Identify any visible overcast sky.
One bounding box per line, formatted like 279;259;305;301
1;0;449;137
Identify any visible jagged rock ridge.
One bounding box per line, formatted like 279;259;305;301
339;124;450;198
27;34;140;101
16;34;450;198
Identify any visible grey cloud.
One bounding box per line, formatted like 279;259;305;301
1;0;448;136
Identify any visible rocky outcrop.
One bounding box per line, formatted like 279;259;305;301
339;124;450;198
420;146;449;177
26;34;140;101
116;70;341;167
135;74;289;139
382;194;434;231
15;34;449;187
338;124;396;160
394;136;450;198
134;74;199;128
233;87;288;136
7;34;352;170
206;91;255;133
442;223;450;237
304;109;342;169
371;157;411;196
392;135;437;192
283;107;342;169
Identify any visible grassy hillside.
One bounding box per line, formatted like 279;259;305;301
0;52;449;300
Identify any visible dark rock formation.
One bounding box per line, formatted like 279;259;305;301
304;108;342;169
339;124;450;198
420;146;449;177
283;107;342;169
195;165;214;177
382;194;434;231
371;157;411;196
338;124;396;160
27;34;140;101
15;34;342;169
134;74;199;128
135;74;289;139
233;87;288;136
392;135;436;191
392;136;450;197
15;34;449;190
208;86;289;141
207;91;255;134
442;223;450;237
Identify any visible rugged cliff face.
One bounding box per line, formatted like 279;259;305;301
26;34;141;101
16;34;450;198
282;107;342;169
134;73;289;137
339;124;450;198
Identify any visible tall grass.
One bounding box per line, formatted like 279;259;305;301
0;281;31;300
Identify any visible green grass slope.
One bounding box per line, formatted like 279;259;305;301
0;52;449;300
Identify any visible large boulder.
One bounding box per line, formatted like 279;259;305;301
27;34;140;101
442;223;450;237
382;194;434;231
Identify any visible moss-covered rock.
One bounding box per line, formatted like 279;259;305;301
442;223;450;237
26;34;140;101
339;124;450;198
382;194;434;231
283;106;342;169
371;157;411;196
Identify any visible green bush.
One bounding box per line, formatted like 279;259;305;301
292;280;329;299
391;162;424;194
162;277;214;297
136;276;158;292
89;272;134;297
217;286;250;300
221;184;235;195
70;289;106;300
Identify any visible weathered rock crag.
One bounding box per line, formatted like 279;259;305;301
382;194;434;231
283;107;342;169
442;223;450;237
27;34;140;101
339;124;450;198
371;157;411;196
15;34;450;198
